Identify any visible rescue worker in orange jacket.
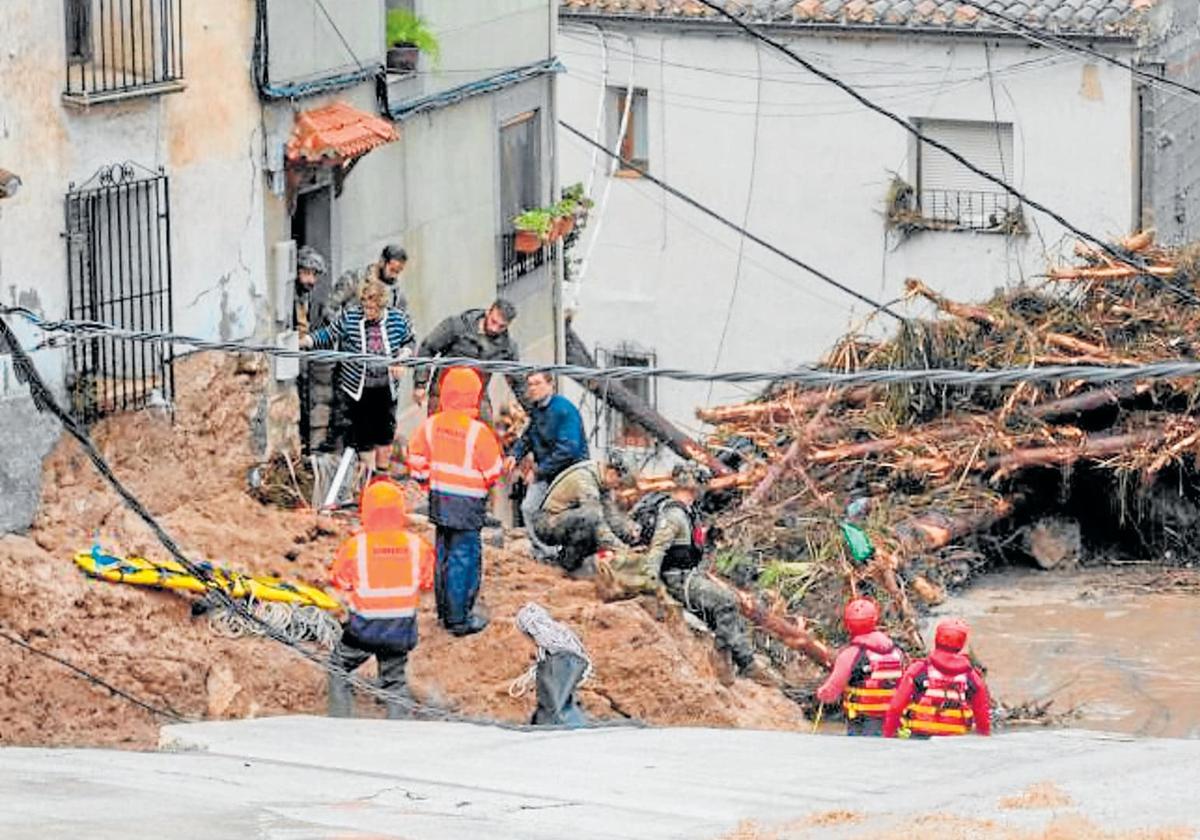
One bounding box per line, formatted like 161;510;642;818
327;478;434;719
815;598;906;737
884;618;992;738
407;367;504;636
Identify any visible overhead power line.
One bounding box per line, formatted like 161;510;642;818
12;307;1200;390
957;0;1200;101
690;0;1200;306
559;122;906;321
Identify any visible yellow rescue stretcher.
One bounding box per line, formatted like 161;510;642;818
74;547;339;611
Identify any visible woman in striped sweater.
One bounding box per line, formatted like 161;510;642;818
301;280;415;475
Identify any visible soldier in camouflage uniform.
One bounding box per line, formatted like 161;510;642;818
616;464;780;687
530;459;638;573
294;246;326;454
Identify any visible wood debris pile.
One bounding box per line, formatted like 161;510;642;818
687;231;1200;649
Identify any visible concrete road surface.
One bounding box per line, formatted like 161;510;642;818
0;717;1196;839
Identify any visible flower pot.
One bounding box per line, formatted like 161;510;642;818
387;45;419;73
514;230;542;253
552;216;575;240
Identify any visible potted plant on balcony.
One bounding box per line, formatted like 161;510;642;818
386;9;440;73
513;208;553;253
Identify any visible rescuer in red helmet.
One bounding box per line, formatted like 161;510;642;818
884;618;992;738
815;597;907;736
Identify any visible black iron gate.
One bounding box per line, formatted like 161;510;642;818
65;162;175;423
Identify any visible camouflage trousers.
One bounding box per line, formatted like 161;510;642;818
661;569;756;671
531;506;620;572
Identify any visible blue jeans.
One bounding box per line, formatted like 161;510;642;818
435;526;482;627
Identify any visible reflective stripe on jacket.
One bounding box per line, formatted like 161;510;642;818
407;367;503;529
902;663;975;736
844;646;906;719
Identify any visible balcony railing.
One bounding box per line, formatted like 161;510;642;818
499;231;547;288
898;188;1025;234
63;0;185;106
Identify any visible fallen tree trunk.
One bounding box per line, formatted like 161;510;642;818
564;323;731;476
1047;264;1177;281
697;387;874;426
1024;385;1145;422
708;571;834;668
982;428;1166;475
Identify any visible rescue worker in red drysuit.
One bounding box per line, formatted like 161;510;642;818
815;598;906;736
883;618;992;738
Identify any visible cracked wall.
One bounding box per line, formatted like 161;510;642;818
0;1;268;531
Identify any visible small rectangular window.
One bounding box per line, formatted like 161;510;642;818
600;346;656;448
607;87;649;174
911;118;1022;232
499;110;545;286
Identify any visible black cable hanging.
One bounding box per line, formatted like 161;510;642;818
559;122;906;322
690;0;1200;306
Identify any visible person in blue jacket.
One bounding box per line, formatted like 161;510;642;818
505;371;589;562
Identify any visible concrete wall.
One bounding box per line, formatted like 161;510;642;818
557;21;1136;438
266;0;385;85
1144;0;1200;244
0;1;267;531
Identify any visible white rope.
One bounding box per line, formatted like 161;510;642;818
508;602;594;697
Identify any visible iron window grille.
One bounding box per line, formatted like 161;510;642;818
499;232;547;287
63;0;185;105
64;163;175;424
915;189;1025;233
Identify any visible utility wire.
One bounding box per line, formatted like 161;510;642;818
0;626;187;722
958;0;1200;101
690;0;1200;305
559;122;906;321
14;307;1200;390
311;0;367;72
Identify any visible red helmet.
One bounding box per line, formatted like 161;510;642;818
935;618;970;651
843;598;879;636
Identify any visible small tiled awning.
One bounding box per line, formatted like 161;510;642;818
285;102;398;166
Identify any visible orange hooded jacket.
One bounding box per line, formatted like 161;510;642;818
407;367;503;529
329;479;434;623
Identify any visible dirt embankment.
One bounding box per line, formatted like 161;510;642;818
0;354;803;748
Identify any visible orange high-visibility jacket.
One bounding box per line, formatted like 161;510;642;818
329;480;434;621
408;367;503;528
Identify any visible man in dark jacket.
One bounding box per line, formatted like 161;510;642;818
412;299;526;414
506;371;589;562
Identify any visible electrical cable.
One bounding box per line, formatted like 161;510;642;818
15;306;1200;390
559;121;906;321
0;626;187;722
690;0;1200;306
707;40;765;405
957;0;1200;101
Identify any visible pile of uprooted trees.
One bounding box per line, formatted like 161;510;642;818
630;231;1200;660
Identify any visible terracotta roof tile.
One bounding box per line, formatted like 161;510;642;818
560;0;1152;34
286;102;399;165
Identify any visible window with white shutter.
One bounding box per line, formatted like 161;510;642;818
910;119;1023;232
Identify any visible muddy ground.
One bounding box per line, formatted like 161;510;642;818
0;354;804;748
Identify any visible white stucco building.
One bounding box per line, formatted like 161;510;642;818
556;0;1151;444
0;0;561;530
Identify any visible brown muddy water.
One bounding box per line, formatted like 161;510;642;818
934;568;1200;739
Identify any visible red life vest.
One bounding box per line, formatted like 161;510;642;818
902;662;975;736
843;645;905;719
